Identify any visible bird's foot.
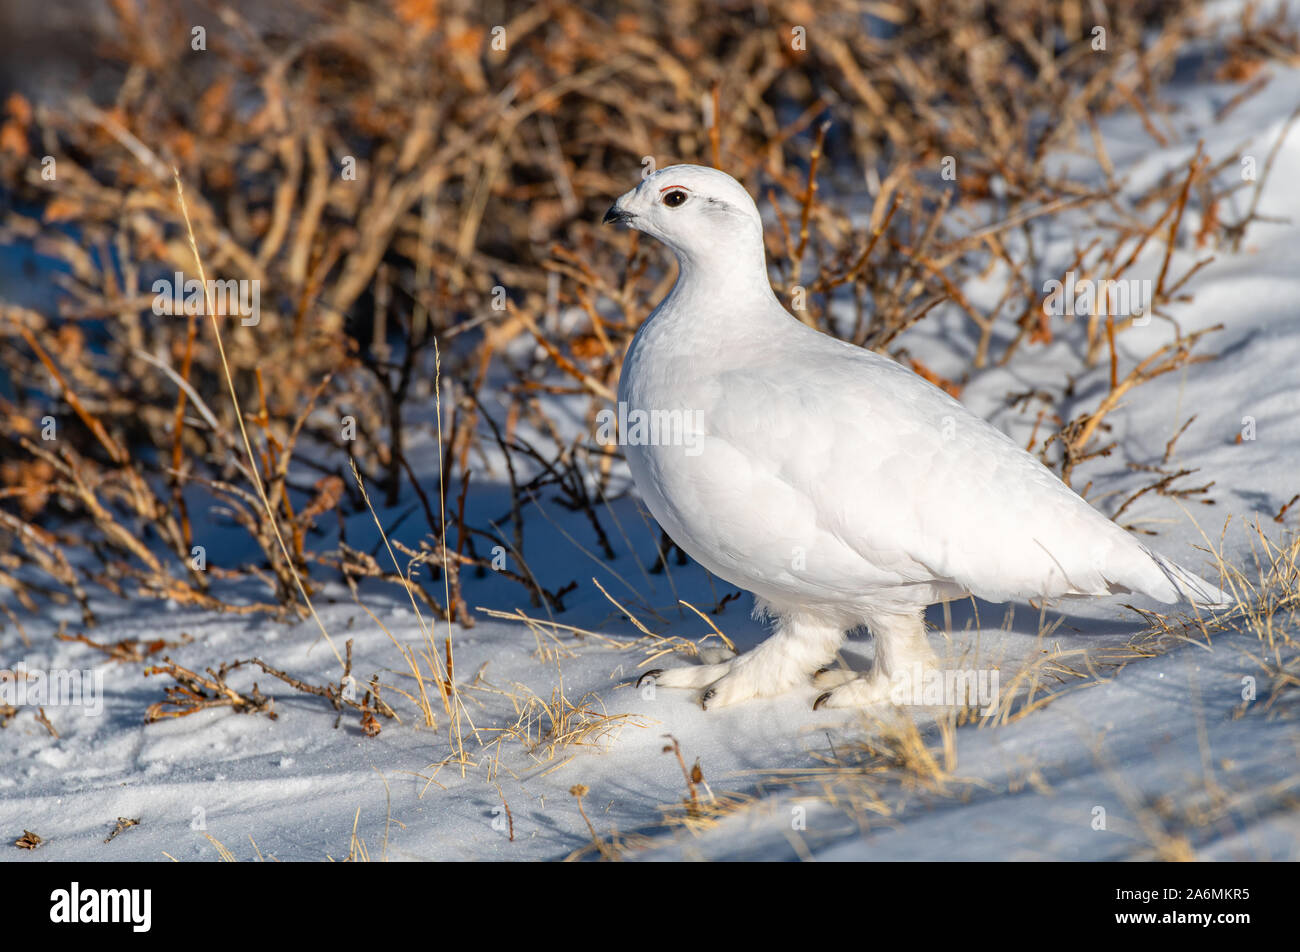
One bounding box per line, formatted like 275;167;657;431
812;670;895;710
811;667;859;689
638;648;811;709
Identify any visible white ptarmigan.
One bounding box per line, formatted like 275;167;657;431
603;164;1229;710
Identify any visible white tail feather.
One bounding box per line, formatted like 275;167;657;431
1145;549;1234;609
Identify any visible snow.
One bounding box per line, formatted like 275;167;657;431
3;18;1300;862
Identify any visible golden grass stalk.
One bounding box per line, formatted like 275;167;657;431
171;170;344;670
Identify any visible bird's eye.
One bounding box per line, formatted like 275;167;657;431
662;190;688;208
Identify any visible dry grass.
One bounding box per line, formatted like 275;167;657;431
495;683;645;764
563;782;652;861
1128;518;1300;712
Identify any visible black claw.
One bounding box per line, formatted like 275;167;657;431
813;691;832;711
700;688;716;710
813;667;830;678
636;669;662;689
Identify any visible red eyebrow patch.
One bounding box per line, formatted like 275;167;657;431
658;184;691;193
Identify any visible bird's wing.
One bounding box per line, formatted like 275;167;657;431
699;330;1212;605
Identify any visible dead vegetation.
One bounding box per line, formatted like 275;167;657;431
143;635;396;728
565;783;619;860
103;816;141;844
1129;518;1300;713
3;0;1291;632
499;684;642;762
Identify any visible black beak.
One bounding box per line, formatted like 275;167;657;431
602;204;632;226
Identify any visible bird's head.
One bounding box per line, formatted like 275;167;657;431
602;165;765;269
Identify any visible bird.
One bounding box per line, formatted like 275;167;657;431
602;164;1229;710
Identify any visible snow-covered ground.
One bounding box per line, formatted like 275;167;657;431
3;18;1299;862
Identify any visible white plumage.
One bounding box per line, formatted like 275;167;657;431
604;165;1228;709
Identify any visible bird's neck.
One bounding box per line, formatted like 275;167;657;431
670;243;782;314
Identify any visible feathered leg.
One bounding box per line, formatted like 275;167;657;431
644;610;845;709
813;608;936;709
